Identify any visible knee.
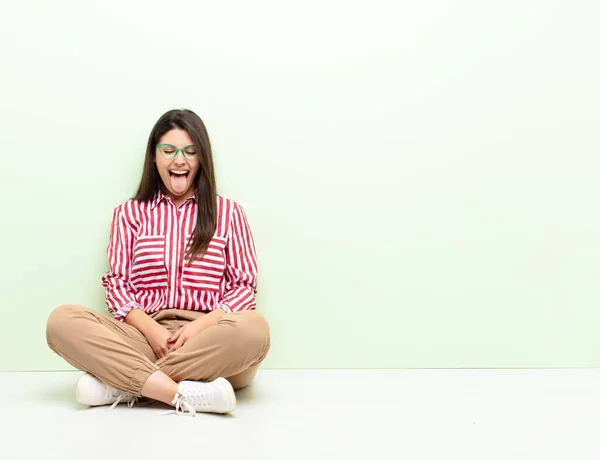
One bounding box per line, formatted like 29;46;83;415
235;311;271;355
228;366;259;390
46;304;83;345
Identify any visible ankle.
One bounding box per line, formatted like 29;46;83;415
141;370;179;405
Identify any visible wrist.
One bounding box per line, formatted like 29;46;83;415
209;308;225;321
195;309;224;328
125;309;157;335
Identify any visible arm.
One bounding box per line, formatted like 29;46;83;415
101;206;173;357
215;204;258;313
101;206;143;321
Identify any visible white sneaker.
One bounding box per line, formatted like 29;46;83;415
171;377;236;416
75;373;137;409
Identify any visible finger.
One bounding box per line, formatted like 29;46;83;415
173;335;185;350
168;329;182;343
157;344;169;358
171;335;187;352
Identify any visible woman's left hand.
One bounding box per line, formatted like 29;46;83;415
167;309;225;352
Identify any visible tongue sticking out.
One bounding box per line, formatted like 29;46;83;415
170;174;188;194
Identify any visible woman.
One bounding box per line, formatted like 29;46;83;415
46;109;270;416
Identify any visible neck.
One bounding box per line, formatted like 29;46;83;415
171;191;195;208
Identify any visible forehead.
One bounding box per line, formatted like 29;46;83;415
159;128;193;146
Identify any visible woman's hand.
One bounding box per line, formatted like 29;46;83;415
125;309;174;359
144;322;175;359
167;309;225;352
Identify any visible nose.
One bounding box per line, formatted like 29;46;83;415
172;151;187;165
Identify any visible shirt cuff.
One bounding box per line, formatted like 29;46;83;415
215;304;232;313
114;301;143;322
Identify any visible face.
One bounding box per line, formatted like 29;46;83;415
154;128;201;204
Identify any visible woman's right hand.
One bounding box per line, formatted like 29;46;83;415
143;322;174;359
125;309;173;359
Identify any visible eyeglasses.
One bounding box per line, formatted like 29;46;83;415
156;144;199;160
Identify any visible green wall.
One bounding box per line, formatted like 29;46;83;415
1;0;600;370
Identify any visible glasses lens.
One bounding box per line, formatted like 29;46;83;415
159;145;176;157
184;146;198;159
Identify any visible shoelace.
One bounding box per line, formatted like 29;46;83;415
169;390;210;416
106;389;213;416
108;387;137;410
109;395;138;410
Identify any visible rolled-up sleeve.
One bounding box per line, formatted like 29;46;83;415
101;206;142;321
215;205;258;313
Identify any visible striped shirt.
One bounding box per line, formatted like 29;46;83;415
101;192;258;321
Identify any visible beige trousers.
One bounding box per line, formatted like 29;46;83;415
46;305;270;397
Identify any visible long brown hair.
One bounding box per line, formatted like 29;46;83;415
133;109;217;263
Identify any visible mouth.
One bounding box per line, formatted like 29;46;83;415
169;170;189;178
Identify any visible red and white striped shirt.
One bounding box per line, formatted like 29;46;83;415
101;192;258;321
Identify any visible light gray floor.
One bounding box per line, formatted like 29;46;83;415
1;369;600;459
